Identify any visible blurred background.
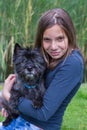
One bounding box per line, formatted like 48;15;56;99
0;0;87;82
0;1;87;129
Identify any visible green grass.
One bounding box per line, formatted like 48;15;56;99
0;83;87;130
62;83;87;130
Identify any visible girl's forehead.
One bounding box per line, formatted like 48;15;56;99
43;25;66;37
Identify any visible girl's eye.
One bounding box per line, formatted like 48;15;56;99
57;36;64;42
43;38;51;43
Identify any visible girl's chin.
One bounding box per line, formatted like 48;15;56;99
50;55;61;59
49;52;65;59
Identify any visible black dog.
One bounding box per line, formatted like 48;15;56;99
1;43;46;126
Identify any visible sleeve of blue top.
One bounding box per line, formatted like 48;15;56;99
18;54;84;121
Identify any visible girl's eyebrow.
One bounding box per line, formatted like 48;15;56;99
56;35;64;38
43;35;64;39
43;37;52;40
43;37;50;39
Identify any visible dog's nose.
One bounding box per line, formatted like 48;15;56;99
27;66;32;71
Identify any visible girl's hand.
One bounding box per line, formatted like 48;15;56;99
1;108;8;118
0;93;8;117
2;74;16;101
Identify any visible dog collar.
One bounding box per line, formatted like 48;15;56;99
24;83;36;89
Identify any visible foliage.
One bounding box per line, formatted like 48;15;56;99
0;0;87;81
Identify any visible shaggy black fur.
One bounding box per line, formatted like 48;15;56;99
1;43;46;126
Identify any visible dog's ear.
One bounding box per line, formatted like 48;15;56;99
14;43;22;54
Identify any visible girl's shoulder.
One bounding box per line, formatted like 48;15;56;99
46;49;84;76
53;49;84;75
65;49;84;66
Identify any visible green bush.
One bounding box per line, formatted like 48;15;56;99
0;0;87;82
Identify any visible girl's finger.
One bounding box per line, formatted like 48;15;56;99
1;108;8;117
5;74;16;82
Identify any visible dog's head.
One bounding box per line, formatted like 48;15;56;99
13;43;46;86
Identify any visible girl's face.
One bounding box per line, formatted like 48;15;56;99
42;25;69;59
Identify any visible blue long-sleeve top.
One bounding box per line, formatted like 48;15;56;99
18;50;84;130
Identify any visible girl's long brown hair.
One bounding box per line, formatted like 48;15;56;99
34;8;79;69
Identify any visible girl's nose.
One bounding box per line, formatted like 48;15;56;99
51;40;57;50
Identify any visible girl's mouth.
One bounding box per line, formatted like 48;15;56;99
50;51;61;56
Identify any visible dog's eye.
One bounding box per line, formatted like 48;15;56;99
25;53;30;59
21;56;27;62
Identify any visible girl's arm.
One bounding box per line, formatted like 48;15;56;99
18;55;84;121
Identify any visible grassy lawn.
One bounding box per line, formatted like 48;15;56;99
62;83;87;130
0;83;87;130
